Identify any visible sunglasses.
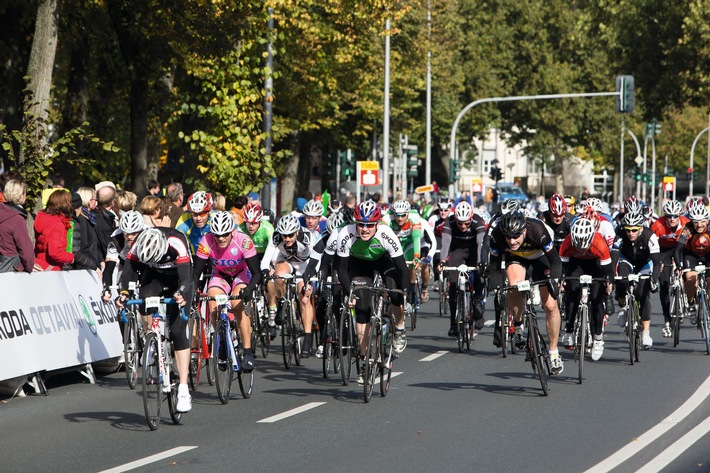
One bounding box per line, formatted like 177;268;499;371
191;211;209;218
282;232;297;238
624;226;642;232
666;214;680;219
214;233;231;239
457;220;471;227
357;222;377;228
394;213;408;218
504;232;524;239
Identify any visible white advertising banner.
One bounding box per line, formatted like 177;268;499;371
0;270;123;382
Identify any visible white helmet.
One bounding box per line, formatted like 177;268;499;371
120;210;144;234
454;201;473;222
587;197;603;213
392;200;411;215
663;200;683;216
688;204;710;222
302;199;324;217
571;218;595;250
327;211;345;234
210;211;234;235
134;228;168;264
576;200;589;215
276;214;301;235
500;199;521;215
187;191;212;213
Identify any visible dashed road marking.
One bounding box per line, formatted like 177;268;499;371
257;402;327;423
420;351;448;362
99;446;198;473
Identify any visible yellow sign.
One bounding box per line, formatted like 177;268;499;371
415;184;434;194
359;161;379;171
662;176;675;184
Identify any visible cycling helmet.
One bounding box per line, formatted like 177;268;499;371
687;198;704;213
688;204;710;222
134;228;168;264
187;191;213;213
379;202;391;213
326;211;345;234
211;211;235;235
328;199;342;213
438;198;453;211
354;200;382;223
392;200;411;215
454;201;473;222
570;217;596;250
302;199;324;217
120;210;144;234
624;196;642;215
275;214;301;235
499;211;527;237
587;197;604;213
575;200;588;215
564;195;576;207
243;202;263;223
537;202;549;213
500;199;521;215
622;211;645;227
663;200;683;216
549;193;567;216
341;206;355;224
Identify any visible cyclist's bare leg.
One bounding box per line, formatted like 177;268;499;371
540;286;560;352
684;271;697;304
297;281;314;335
231;283;251;350
392;304;405;329
175;348;189;385
506;264;526;323
207;286;223;328
357;322;370;357
422;264;430;287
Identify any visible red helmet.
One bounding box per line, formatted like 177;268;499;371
243;202;263;223
579;205;600;230
187;191;213;213
354;200;382;223
549;193;567;217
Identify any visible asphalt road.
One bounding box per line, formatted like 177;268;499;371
2;291;709;473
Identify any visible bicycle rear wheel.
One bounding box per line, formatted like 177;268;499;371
187;310;202;390
281;301;294;369
213;319;233;404
380;318;393;397
700;291;710;355
410;281;419;331
237;348;254;399
363;319;379;402
167;355;182;425
629;301;640;364
141;332;161;430
575;307;587;385
671;288;682;347
439;276;448;317
456;292;466;353
123;313;140;389
339;307;354;385
528;318;549;396
322;304;336;378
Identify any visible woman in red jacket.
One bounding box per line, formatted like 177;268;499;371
34;189;75;270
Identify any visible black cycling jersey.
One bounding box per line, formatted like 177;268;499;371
611;226;661;278
541;210;574;247
439;214;486;262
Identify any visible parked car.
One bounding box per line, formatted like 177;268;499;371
496;182;528;204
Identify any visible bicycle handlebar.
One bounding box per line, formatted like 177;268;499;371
500;279;550;293
125;297;187;320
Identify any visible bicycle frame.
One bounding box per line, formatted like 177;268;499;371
443;264;477;352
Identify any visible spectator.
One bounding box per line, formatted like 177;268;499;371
0;170;24;203
34;190;75;271
344;195;356;209
139;195;170;227
232;195;248;224
147;179;161;196
0;179;35;272
70;192;102;272
76;186;98;229
213;192;226;211
247;192;259;203
116;189;138;216
41;172;69;209
93;184;118;259
166;182;185;228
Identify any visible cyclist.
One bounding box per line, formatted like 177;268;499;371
612;211;661;349
299;199;327;240
175;191;214;254
389;200;428;303
336;200;409;369
574;204;615;248
116;227;194;412
428;197;453;290
261;214;317;357
674;203;710;325
651;200;689;337
419;215;437;302
540;193;573;251
439;201;487;337
486;210;565;374
559;218;615;360
239;202;275;258
102;210;145;296
193;211;262;372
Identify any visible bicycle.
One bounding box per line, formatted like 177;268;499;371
246;283;270;359
615;274;649;365
269;274;305;370
199;293;254;403
443;264;477;352
493;284;515;357
321;278;342;378
350;282;398;402
500;279;552;396
119;281;142;389
406;260;421;330
438;270;449;318
125;296;184;431
690;264;710;355
338;289;359;386
186;303;209;391
669;266;687;348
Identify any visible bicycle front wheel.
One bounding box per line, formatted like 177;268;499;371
281;301;294;369
187;310;202;390
380;318;393;397
123;313;140;389
671;288;682;348
439;278;447;317
363;319;379;403
167;354;182;425
322;305;335;378
141;332;162;430
700;291;710;355
456;292;466;353
212;319;233;404
410;282;419;331
575;307;587;385
339;307;354;385
628;300;640;364
237;349;254;399
528;318;549;396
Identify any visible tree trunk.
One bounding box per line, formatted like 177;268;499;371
129;76;149;195
280;131;301;215
21;0;61;163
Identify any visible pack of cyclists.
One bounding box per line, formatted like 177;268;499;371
109;187;710;415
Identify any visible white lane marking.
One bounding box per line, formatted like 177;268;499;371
584;374;710;473
484;320;496;327
99;446;198;473
376;371;403;383
636;415;710;473
420;351;448;361
257;402;327;423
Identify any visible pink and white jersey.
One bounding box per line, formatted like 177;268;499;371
196;230;257;276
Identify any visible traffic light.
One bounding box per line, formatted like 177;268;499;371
634;169;642;181
406;146;419;178
339;149;355;180
645;119;662;138
450;158;461;183
615;75;635;114
489;166;502;182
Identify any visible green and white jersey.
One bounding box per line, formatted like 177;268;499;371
336;223;404;261
238;219;274;255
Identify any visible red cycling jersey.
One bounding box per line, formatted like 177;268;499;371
651;215;690;249
559;232;612;265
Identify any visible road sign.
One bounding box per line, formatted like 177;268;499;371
663;176;675;192
415;184;434;194
634;156;644;166
664;182;674;192
471;178;482;193
359;161;379;171
359;169;379;186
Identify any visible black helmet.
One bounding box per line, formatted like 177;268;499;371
499;210;527;238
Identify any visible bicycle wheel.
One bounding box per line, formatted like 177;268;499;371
166;350;182;425
237;348;254;399
141;332;161;430
575;306;587;385
123;313;140;389
363;319;379;402
322;304;335;378
187;310;202;390
380;317;393;397
281;301;294;369
254;295;270;358
456;292;466;353
700;291;710;355
528;318;549;396
410;281;419;331
292;302;302;366
213;319;233;404
339;307;353;385
439;277;447;317
671;288;682;348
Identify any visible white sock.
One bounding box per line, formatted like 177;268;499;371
178;383;189;394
